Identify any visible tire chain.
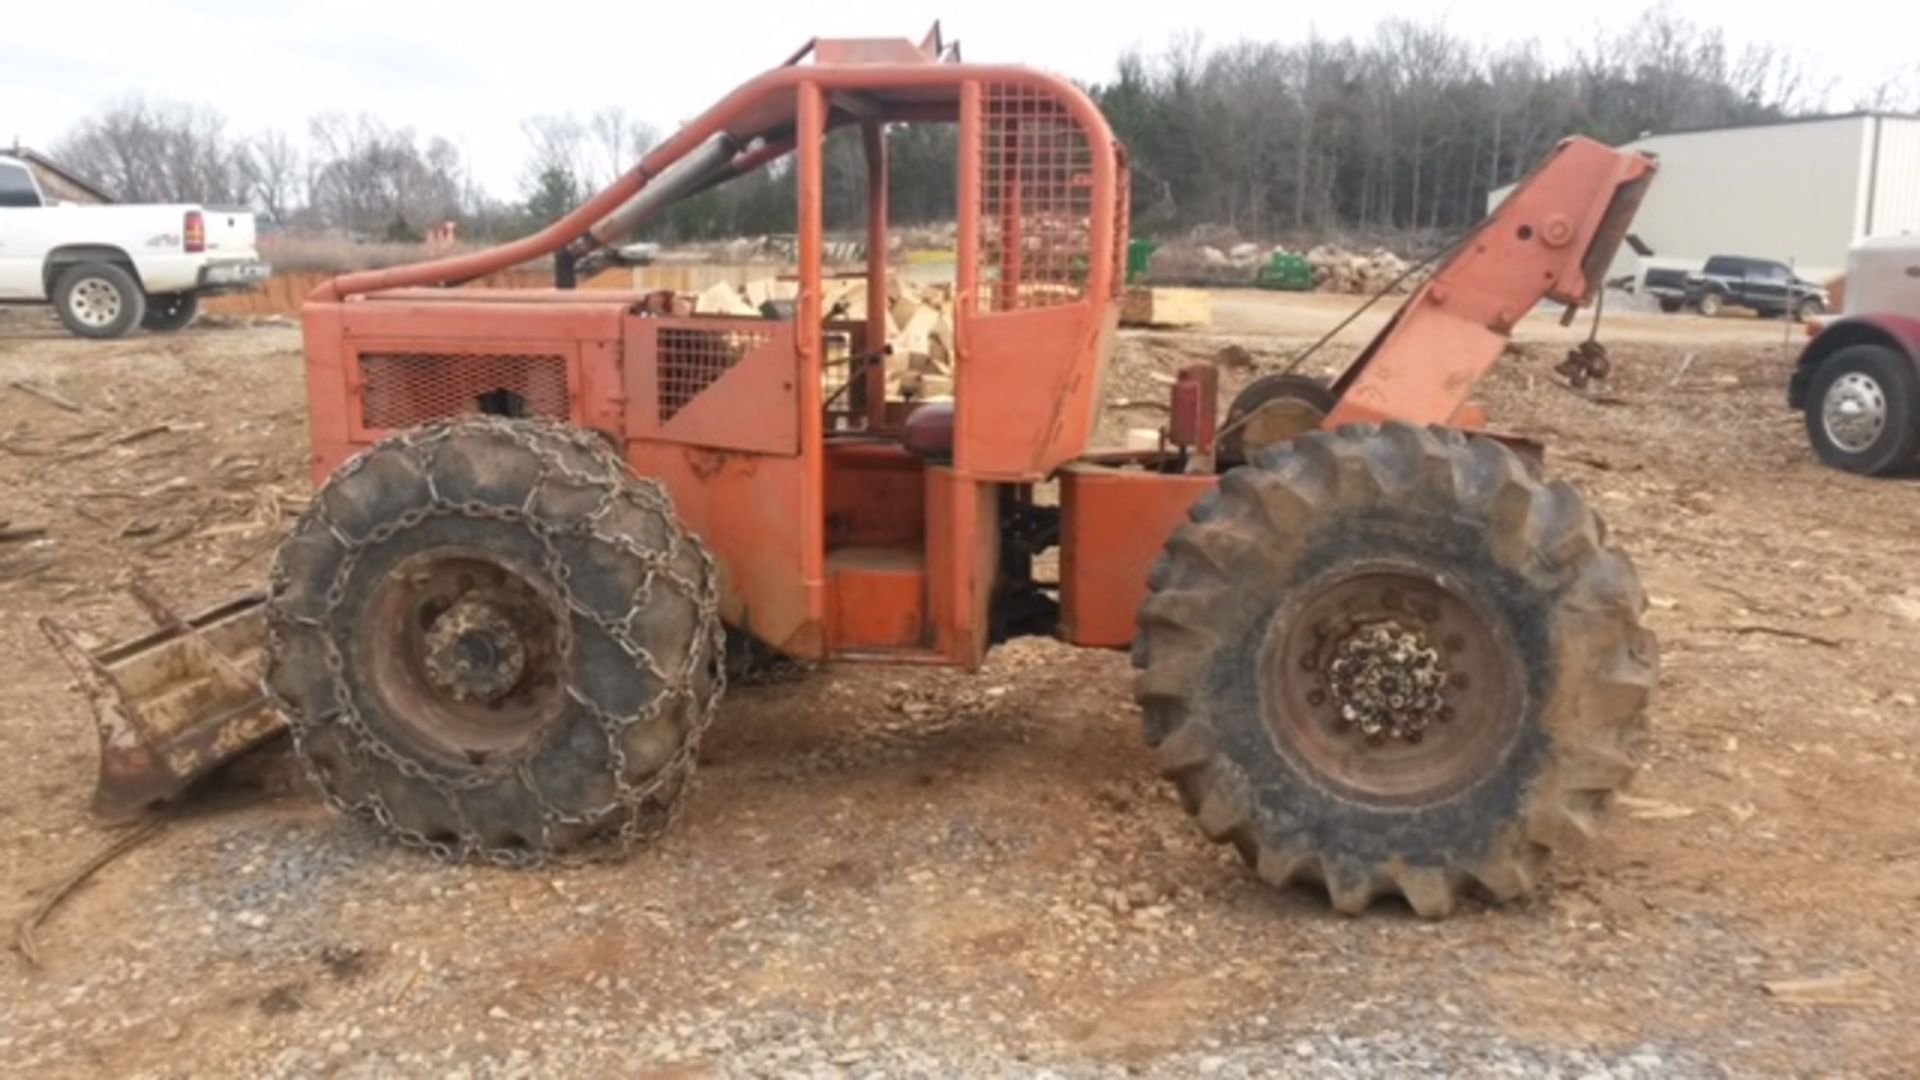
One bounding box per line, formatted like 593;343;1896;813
264;416;726;869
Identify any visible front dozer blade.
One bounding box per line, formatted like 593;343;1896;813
40;585;282;822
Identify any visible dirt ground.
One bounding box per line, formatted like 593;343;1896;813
1;291;1916;1077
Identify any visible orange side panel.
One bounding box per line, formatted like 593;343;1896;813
301;302;351;487
825;441;925;548
626;442;821;659
924;467;999;670
957;303;1102;480
625;316;798;456
300;296;629;484
1057;465;1218;649
828;548;927;651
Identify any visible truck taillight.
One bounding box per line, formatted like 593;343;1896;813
184;211;205;253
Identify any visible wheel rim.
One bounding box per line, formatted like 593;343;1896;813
69;278;122;327
1821;372;1888;454
1261;564;1524;805
1698;294;1720;316
355;546;570;769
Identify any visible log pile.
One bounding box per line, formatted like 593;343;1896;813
1303;245;1418;295
762;276;959;402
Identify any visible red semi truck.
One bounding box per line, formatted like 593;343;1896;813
1789;236;1920;475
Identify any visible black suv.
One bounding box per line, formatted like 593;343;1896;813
1643;255;1829;319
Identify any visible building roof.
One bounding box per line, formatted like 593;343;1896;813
1638;110;1920;141
3;144;114;203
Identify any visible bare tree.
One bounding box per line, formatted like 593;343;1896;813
54;96;247;204
239;130;302;222
1858;65;1920;111
587;106;658;189
308;113;466;238
520;114;590;195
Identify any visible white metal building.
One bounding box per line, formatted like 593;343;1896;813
1491;112;1920;285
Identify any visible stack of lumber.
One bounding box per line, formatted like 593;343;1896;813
1120;287;1211;328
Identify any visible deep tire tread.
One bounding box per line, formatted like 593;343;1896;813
1135;422;1655;918
266;417;724;866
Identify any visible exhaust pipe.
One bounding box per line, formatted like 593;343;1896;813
576;131;745;254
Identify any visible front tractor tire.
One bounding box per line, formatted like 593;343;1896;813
1133;423;1656;917
265;417;726;865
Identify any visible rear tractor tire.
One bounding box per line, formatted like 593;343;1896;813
265;416;726;865
1133;423;1656;917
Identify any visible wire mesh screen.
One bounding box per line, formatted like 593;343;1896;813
657;326;773;422
359;352;569;430
978;83;1095;313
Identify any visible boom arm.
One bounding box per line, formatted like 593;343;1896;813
1324;137;1656;428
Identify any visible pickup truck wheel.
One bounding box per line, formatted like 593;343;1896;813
1804;344;1920;476
53;262;146;339
1657;297;1683;314
265;417;727;866
1794;297;1826;321
142;292;200;332
1694;290;1724;318
1134;424;1655;917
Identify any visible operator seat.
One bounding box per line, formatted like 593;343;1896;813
900;401;955;460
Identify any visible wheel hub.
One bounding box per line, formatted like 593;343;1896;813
1822;372;1887;454
1263;567;1523;804
422;599;528;704
1326;622;1451;745
71;279;120;326
355;548;568;768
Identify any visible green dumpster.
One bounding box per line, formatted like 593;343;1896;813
1256;252;1313;291
1125;239;1159;284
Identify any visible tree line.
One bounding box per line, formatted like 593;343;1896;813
43;7;1920;247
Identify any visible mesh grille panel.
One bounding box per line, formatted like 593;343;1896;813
658;326;772;421
978;82;1094;313
359;353;568;430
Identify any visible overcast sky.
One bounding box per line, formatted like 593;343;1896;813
4;0;1914;199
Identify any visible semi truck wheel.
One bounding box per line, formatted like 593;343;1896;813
142;292;200;332
53;262;145;339
1133;423;1655;917
265;417;726;865
1803;344;1920;476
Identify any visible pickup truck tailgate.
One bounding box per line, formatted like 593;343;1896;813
202;209;256;257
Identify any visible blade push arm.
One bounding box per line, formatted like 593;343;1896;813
1325;137;1656;428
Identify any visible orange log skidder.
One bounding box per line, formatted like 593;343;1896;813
50;28;1657;917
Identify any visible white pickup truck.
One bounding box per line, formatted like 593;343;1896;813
0;153;268;339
